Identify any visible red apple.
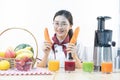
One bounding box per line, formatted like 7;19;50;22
5;47;16;58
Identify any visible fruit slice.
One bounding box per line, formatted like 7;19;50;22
15;57;33;71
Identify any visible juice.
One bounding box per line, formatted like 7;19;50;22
64;60;75;71
82;62;94;72
101;62;112;73
48;60;59;71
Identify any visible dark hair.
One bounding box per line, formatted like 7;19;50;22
53;10;73;40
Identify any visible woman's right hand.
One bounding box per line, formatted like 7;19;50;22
42;41;52;55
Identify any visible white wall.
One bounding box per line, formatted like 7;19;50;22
0;0;119;57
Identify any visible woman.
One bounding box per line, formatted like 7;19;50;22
37;10;83;68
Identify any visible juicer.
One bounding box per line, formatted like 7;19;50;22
93;16;115;71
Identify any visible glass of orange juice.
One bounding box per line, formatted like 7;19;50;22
101;62;113;73
48;60;60;71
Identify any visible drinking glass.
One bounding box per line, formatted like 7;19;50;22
82;46;94;72
64;59;75;72
82;61;94;72
48;60;60;71
101;61;113;73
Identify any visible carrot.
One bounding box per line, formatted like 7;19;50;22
70;27;80;44
44;27;52;43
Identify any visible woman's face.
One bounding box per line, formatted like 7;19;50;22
53;15;71;39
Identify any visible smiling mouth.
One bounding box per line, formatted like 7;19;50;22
57;30;64;34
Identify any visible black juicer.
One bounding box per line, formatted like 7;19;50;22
93;16;115;71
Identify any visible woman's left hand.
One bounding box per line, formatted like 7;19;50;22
66;43;77;58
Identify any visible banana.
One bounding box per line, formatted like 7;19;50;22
15;52;33;60
15;49;33;56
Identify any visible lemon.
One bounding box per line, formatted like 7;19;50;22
0;52;5;57
0;60;10;70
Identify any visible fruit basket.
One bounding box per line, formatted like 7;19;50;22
0;27;38;71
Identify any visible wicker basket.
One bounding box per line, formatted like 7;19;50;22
0;27;38;69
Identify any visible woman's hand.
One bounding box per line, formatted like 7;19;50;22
37;41;52;68
66;43;82;68
66;43;77;58
42;41;52;55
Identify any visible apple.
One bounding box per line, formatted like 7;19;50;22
5;47;16;58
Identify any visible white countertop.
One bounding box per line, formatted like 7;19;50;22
0;68;120;80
